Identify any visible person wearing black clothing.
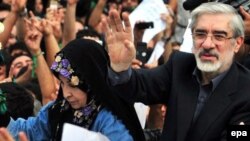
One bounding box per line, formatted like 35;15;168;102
102;2;250;141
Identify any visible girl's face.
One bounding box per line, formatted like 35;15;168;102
59;75;87;109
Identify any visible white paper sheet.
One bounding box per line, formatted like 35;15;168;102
129;0;168;43
61;123;110;141
134;102;149;129
180;19;193;53
147;40;165;64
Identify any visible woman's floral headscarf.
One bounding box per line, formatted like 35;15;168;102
49;39;145;141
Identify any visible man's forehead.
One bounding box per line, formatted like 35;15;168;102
195;14;232;33
12;56;32;64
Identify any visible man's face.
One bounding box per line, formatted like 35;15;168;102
10;56;32;77
192;14;243;73
121;0;139;9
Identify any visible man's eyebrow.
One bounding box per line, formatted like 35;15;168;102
194;29;207;33
26;59;32;62
212;30;228;36
194;29;228;36
13;62;22;67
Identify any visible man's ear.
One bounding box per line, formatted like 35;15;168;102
234;36;244;53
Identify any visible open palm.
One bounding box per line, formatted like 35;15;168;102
103;10;136;72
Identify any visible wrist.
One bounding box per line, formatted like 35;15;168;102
18;8;27;18
97;1;106;7
32;50;44;57
67;2;77;7
44;32;53;38
111;63;130;72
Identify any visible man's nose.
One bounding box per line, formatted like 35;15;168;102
202;35;215;49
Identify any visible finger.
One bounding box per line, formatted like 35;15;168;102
122;12;132;33
112;10;124;32
29;11;35;19
24;18;32;31
124;39;135;50
106;17;115;43
131;64;141;69
144;64;155;69
118;5;122;14
29;11;38;28
11;0;16;7
132;59;142;66
144;63;151;69
239;6;250;19
0;128;14;141
108;9;121;32
124;39;136;58
18;132;28;141
101;17;110;37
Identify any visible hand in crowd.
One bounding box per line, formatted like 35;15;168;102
11;0;27;14
144;58;158;69
0;128;28;141
67;0;78;5
24;14;43;55
45;8;63;41
102;9;135;72
132;58;158;69
133;21;146;44
40;19;54;37
239;6;250;38
31;10;54;37
131;59;143;69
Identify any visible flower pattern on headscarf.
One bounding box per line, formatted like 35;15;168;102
51;53;80;86
72;98;101;128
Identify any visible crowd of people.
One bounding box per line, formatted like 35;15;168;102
0;0;249;141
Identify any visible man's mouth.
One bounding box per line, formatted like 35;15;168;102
199;52;218;62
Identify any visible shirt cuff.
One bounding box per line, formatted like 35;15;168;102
108;67;132;86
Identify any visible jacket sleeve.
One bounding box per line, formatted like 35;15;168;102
7;102;54;140
108;55;174;105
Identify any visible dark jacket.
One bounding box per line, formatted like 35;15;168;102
113;52;250;141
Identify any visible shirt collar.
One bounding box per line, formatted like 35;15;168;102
192;67;229;91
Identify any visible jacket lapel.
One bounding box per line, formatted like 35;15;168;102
189;63;238;140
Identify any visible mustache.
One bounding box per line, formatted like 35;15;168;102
198;49;219;59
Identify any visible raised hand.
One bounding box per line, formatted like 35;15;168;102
67;0;78;5
24;14;43;55
239;6;250;39
45;8;63;41
11;0;27;13
102;9;136;72
0;128;28;141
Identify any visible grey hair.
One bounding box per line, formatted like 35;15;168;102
189;2;245;38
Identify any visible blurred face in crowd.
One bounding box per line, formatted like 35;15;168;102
75;21;84;35
121;0;139;9
0;65;6;81
10;48;29;57
0;10;9;20
9;55;32;78
192;14;243;73
2;0;11;5
6;26;17;48
59;75;87;109
35;0;43;14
